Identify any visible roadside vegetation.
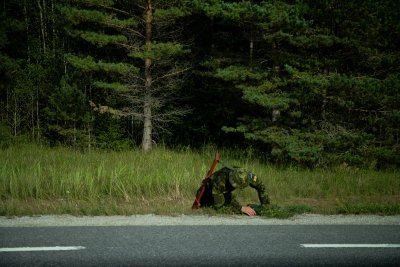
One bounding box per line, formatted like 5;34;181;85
1;144;399;218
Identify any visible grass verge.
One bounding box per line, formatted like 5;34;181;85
1;144;399;218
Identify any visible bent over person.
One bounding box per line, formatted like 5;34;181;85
199;166;270;216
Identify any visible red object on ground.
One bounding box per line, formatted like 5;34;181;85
192;150;220;209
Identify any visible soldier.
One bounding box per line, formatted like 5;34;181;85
199;166;270;216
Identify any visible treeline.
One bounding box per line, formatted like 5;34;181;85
1;0;399;168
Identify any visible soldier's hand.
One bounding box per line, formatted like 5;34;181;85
241;206;256;216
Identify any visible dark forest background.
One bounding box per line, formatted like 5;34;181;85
1;0;399;168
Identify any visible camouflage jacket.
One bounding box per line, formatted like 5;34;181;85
208;167;269;212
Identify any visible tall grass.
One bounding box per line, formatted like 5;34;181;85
0;144;206;200
0;144;399;215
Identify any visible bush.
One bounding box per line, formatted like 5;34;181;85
0;122;13;149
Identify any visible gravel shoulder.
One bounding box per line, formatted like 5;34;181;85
1;214;399;227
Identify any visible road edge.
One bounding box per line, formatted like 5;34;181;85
0;214;399;227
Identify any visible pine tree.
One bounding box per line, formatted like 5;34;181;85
44;76;90;146
193;0;400;167
60;0;191;151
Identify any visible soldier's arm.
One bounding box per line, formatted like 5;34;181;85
250;180;270;205
228;192;256;215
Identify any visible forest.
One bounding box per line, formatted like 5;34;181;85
1;0;399;169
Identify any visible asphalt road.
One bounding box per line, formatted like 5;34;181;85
1;224;400;267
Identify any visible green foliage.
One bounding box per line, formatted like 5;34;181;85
129;42;190;60
94;114;131;150
44;76;91;147
65;54;137;73
0;122;13;149
93;81;130;92
256;204;313;219
66;0;115;6
242;89;292;110
68;29;128;47
214;66;265;81
60;6;137;27
0;0;399;168
200;0;400;168
0;54;22;72
337;202;400;215
0;14;25;48
194;0;269;20
239;126;323;166
154;7;191;20
366;146;400;169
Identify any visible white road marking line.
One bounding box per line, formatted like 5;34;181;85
301;244;400;248
0;246;86;252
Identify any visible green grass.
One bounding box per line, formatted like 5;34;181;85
0;144;399;217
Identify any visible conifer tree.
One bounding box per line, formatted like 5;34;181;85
60;0;191;151
193;0;400;167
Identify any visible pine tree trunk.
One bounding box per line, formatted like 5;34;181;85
31;94;35;140
51;0;55;57
321;69;328;122
37;0;46;53
36;87;40;141
13;97;17;136
23;0;30;62
142;0;153;152
271;40;280;122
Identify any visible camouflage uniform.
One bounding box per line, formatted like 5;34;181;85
200;167;270;213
